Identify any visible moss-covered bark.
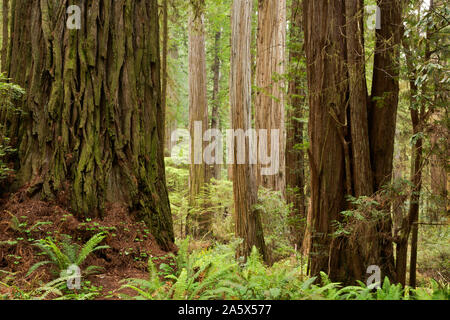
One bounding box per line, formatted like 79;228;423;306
6;0;174;250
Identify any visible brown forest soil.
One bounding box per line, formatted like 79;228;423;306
0;189;177;300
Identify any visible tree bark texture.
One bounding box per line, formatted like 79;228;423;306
255;0;286;194
188;0;210;237
1;0;8;72
210;30;222;181
6;0;174;250
286;0;306;249
230;0;267;262
303;0;402;284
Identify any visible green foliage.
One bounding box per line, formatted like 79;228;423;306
0;73;25;182
27;232;109;277
165;157;235;240
166;156;295;260
255;188;295;261
121;239;240;300
416;225;450;285
0;273;102;300
121;239;448;301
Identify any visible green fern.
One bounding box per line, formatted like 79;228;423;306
27;232;109;278
75;232;109;265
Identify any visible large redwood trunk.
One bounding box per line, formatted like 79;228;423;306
303;0;349;281
304;0;402;284
5;0;174;250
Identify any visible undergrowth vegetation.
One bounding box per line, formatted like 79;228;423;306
121;237;449;300
0;156;448;301
0;73;24;186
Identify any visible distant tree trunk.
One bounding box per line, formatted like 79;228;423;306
409;0;435;288
161;0;169;147
286;0;306;249
164;45;179;157
303;0;401;284
230;0;267;262
210;30;222;181
255;0;286;194
430;111;447;220
395;63;421;286
187;0;210;237
7;0;174;250
1;0;8;72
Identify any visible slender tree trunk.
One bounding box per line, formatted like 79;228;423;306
408;111;424;288
187;0;210;237
409;0;435;288
161;0;169;147
210;30;222;181
7;0;174;250
430;111;447;220
1;0;8;72
230;0;267;262
255;0;286;194
164;45;179;157
286;0;306;249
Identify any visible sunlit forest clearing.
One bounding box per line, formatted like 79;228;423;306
0;0;448;301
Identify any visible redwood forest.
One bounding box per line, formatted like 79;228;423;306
0;0;448;302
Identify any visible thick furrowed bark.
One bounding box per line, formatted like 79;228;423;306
304;0;402;284
303;0;349;282
7;0;174;250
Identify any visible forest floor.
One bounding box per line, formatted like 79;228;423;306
0;189;177;300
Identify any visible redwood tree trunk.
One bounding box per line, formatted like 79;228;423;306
187;0;210;237
285;0;306;249
1;0;8;72
255;0;286;194
161;0;169;146
303;0;349;282
210;30;222;181
7;0;174;250
304;0;402;284
230;0;267;262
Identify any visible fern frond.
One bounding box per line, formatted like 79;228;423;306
75;232;108;265
26;261;54;277
172;268;188;300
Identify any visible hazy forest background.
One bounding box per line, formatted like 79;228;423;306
0;0;448;300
